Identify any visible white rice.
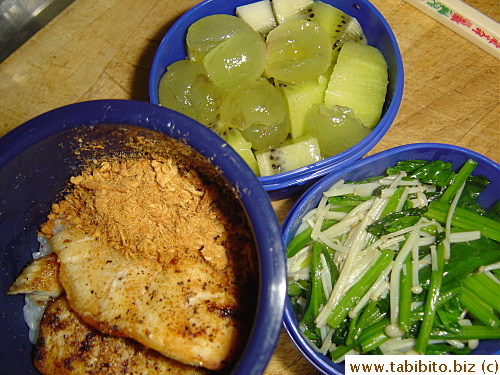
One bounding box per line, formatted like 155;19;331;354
23;233;53;343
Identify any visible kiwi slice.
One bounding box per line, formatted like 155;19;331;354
306;1;367;63
271;0;314;24
324;41;388;129
236;0;277;35
280;75;328;139
221;128;260;175
255;135;322;176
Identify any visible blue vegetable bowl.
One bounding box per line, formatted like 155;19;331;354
282;143;500;375
0;99;286;375
149;0;404;200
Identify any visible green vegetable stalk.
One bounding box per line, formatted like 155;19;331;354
415;242;445;354
440;159;478;204
327;250;394;328
301;242;327;337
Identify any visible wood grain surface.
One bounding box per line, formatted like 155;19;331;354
0;0;498;374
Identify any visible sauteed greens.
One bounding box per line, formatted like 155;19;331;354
287;159;500;359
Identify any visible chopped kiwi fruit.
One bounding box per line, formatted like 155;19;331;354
236;0;277;35
305;104;370;157
280;75;328;139
209;119;230;136
255;135;322;176
271;0;314;24
305;1;367;63
221;128;260;175
324;41;388;129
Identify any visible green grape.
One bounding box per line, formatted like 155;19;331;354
158;60;224;125
203;28;266;89
241;117;290;151
265;20;332;84
219;79;289;131
186;14;254;61
305;103;370;158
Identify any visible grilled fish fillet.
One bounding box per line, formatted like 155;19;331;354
50;228;252;372
7;252;64;303
34;296;212;375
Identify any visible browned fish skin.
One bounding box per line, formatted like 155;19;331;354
34;297;212;375
7;252;63;303
51;228;253;373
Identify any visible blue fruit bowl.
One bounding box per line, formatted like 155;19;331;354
0;99;286;375
149;0;404;200
281;143;500;375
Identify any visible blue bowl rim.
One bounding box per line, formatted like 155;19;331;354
281;143;500;375
0;99;287;375
148;0;405;193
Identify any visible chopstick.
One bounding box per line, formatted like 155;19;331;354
404;0;500;59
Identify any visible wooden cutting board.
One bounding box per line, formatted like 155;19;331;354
0;0;498;373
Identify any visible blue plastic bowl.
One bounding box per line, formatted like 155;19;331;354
0;99;286;375
282;143;500;375
149;0;404;200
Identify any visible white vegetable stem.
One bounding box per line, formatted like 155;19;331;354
315;197;387;328
387;220;422;334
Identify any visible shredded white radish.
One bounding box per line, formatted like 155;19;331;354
363;221;435;254
319;328;335;354
311;199;331;240
296;221;312;236
324;211;348;220
296;296;307;310
388;171;407;188
320;199;375;239
291;268;311;282
410;191;429;208
322;179;347;195
396;187;410;212
317;233;350;254
380;338;416;354
430;245;438;271
288;245;312;279
418;236;436;247
418;254;432;268
323;182;380;197
378;177;422;186
320;253;333;299
446;340;466;348
411;238;423;294
315;216;357;242
302;207;318;222
450;231;481;243
340;198;388;264
480;262;500;272
388;221;422;330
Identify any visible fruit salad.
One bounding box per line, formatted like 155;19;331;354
158;0;389;176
